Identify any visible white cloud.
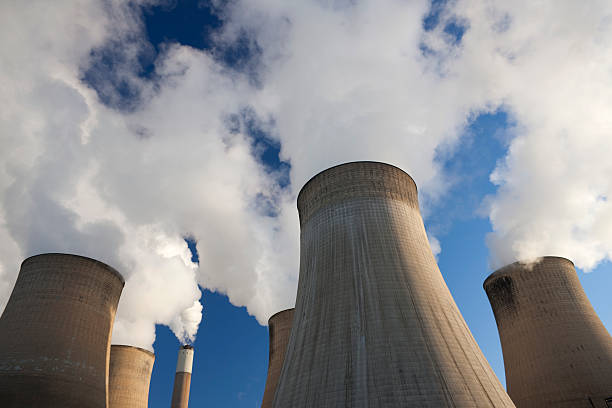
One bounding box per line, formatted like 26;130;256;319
445;0;612;270
0;0;298;348
0;1;240;349
2;0;610;351
221;0;479;196
428;232;441;260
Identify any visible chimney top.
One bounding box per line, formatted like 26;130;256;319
176;345;194;373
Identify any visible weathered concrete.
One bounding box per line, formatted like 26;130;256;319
484;256;612;408
109;345;155;408
0;253;124;407
273;161;515;407
261;308;294;408
171;345;194;408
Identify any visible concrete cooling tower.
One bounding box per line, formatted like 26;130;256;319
0;253;124;408
171;345;194;408
261;308;295;408
484;256;612;408
109;345;155;408
272;161;515;407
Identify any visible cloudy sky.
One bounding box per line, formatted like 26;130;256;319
1;0;611;406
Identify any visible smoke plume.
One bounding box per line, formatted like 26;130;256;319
448;0;612;270
1;0;611;350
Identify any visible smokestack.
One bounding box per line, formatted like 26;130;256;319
171;345;194;408
273;161;515;407
0;253;124;407
484;256;612;408
109;345;155;408
261;308;294;408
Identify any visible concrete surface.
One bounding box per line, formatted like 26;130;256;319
0;253;124;407
485;256;612;407
261;308;294;408
171;345;193;408
273;161;515;407
109;345;155;408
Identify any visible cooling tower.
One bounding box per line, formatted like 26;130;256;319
484;256;612;408
109;345;155;408
261;308;295;408
273;161;515;407
171;345;194;408
0;253;124;408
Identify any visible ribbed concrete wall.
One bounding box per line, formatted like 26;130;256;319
0;253;124;408
171;345;193;408
109;345;155;408
273;161;515;407
261;308;294;408
484;256;612;408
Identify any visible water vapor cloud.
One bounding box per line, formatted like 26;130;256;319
1;0;611;349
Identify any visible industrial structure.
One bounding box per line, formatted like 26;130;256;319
0;253;124;407
261;308;295;408
171;345;194;408
109;345;155;408
273;161;515;407
484;256;612;408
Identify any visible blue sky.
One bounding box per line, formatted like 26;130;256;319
1;0;612;407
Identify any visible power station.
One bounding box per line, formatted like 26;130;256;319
484;256;612;408
272;161;515;407
171;345;194;408
1;164;611;407
0;253;125;407
261;308;294;408
109;345;155;408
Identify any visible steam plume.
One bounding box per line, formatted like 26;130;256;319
1;0;611;350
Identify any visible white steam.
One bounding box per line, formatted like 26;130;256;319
219;0;474;194
171;300;204;345
0;0;212;349
445;0;612;270
1;0;611;350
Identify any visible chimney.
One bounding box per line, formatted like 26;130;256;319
171;345;194;408
272;161;515;407
109;345;155;408
484;256;612;407
261;308;294;408
0;253;125;407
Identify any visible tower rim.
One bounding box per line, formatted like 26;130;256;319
296;161;417;207
111;344;155;357
268;308;295;326
21;252;125;284
484;255;575;288
296;161;419;226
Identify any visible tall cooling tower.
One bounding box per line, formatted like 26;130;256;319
273;161;515;407
109;345;155;408
0;253;124;407
261;308;294;408
484;256;612;408
171;345;194;408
